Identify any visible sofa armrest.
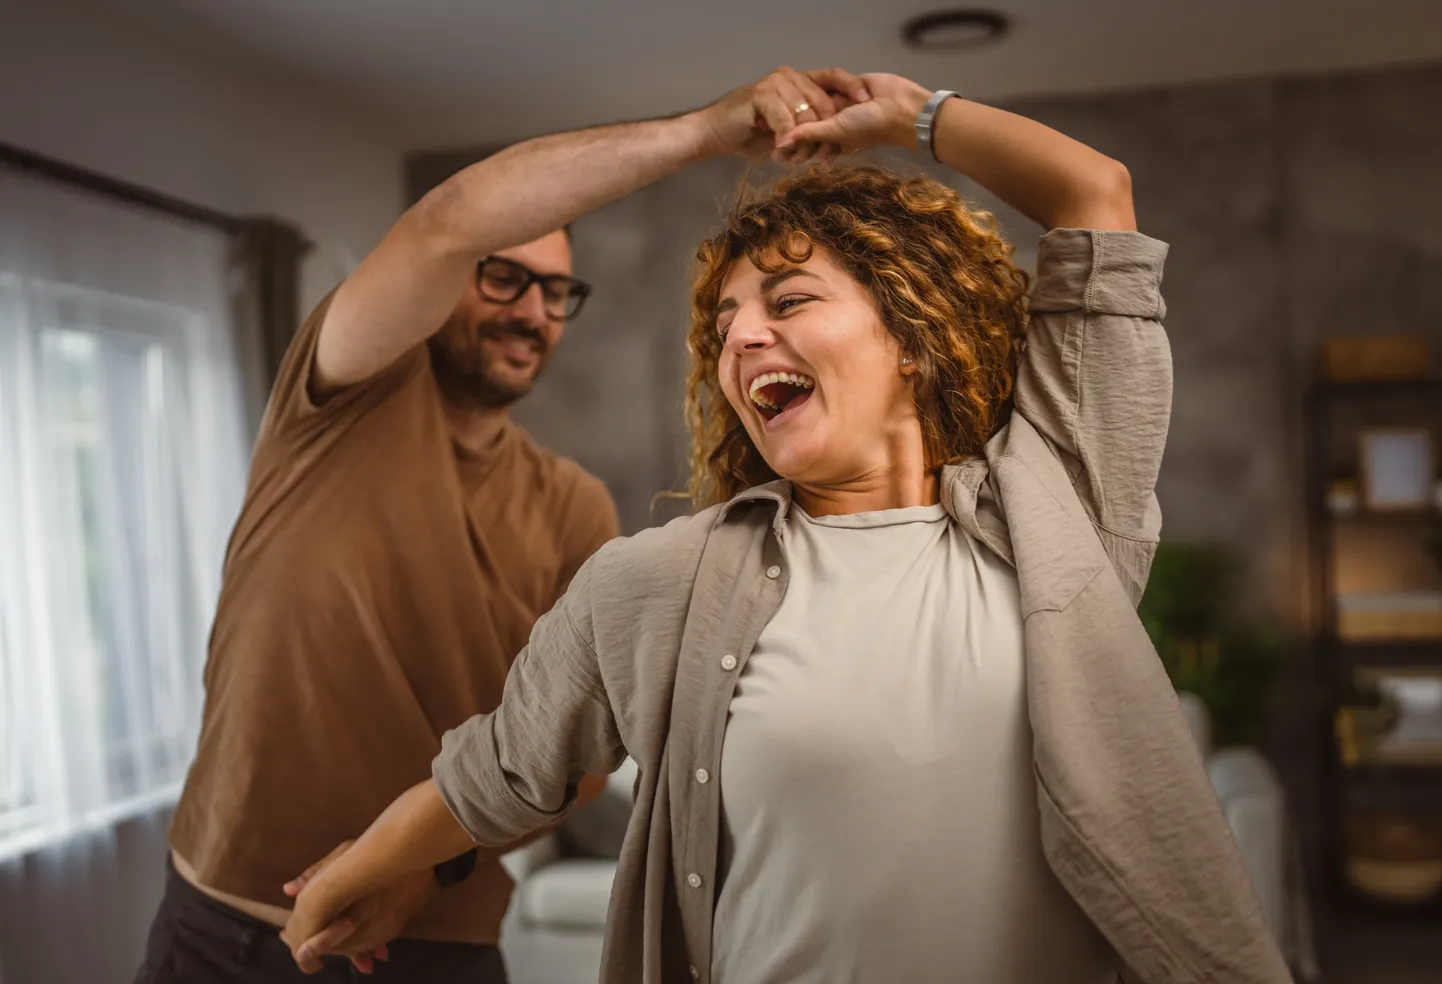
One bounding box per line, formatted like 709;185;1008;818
1207;747;1287;936
1176;691;1213;758
500;832;563;886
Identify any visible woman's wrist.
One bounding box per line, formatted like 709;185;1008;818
307;845;376;914
888;81;935;150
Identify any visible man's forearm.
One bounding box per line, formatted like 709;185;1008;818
431;114;713;260
897;89;1134;232
316;111;716;389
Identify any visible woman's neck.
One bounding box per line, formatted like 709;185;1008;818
793;467;941;517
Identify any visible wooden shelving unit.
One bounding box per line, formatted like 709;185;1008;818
1339;641;1442;670
1304;377;1442;924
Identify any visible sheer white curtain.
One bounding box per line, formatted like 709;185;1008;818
0;164;251;862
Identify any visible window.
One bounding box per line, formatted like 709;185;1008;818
0;167;251;858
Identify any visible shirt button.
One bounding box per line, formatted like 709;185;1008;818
690;966;700;980
687;872;703;889
766;565;782;579
695;768;710;784
720;654;737;671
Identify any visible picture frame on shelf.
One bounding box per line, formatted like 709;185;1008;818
1359;428;1435;512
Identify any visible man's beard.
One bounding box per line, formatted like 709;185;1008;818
427;315;550;409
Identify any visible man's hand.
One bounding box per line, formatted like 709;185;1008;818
775;72;932;156
692;66;873;163
281;840;437;975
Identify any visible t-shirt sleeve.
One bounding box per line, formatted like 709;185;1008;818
551;469;621;602
255;286;430;455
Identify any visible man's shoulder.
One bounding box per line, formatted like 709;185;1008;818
511;427;598;485
509;430;616;529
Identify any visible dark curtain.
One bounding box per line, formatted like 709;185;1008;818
236;217;311;387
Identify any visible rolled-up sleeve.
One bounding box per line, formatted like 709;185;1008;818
1014;228;1172;599
432;557;627;848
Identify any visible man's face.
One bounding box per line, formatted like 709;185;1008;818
428;229;575;409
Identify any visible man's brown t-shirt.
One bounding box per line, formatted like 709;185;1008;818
169;295;619;943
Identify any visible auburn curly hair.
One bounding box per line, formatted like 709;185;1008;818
682;163;1031;507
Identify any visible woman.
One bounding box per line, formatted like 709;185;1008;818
283;70;1289;983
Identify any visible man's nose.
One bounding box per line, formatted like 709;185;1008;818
508;281;552;328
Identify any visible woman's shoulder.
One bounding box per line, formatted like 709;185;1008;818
585;502;728;586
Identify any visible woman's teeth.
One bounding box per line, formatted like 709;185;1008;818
748;371;816;411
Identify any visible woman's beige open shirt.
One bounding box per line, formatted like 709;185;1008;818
434;228;1293;984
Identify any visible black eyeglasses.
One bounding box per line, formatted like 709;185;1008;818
476;256;592;321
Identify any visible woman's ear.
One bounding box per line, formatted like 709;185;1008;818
900;354;917;375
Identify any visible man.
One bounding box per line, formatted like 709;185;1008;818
134;210;619;978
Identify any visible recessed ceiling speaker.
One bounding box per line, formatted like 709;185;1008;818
901;9;1010;50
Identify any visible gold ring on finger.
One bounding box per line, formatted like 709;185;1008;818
792;101;811;116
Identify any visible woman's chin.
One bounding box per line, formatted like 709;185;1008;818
758;440;829;486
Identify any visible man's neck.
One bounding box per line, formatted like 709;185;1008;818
443;397;510;455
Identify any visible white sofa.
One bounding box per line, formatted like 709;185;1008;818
500;697;1316;984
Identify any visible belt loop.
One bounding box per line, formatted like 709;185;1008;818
237;926;259;965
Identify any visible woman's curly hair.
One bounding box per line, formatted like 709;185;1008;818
683;163;1031;507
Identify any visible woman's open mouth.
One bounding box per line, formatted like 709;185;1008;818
748;371;815;427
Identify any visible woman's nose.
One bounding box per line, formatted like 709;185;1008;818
725;313;777;350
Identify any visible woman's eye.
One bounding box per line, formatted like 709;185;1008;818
775;295;809;312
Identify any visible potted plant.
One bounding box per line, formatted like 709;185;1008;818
1138;541;1288;747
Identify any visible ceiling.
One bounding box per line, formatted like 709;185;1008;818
93;0;1442;150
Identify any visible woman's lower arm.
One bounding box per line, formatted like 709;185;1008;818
898;86;1135;232
318;780;476;905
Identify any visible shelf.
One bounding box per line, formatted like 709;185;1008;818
1332;886;1442;928
1337;641;1442;668
1342;765;1442;810
1328;509;1442;524
1309;378;1442;402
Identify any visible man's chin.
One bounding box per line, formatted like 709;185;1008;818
435;369;534;409
471;377;533;408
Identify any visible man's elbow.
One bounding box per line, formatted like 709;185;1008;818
406;177;479;262
573;773;609;811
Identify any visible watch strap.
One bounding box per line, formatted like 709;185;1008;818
915;89;960;162
433;848;478;888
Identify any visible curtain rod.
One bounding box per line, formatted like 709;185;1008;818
0;140;246;235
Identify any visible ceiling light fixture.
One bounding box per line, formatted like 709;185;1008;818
901;9;1010;50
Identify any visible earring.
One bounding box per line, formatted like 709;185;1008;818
901;356;913;366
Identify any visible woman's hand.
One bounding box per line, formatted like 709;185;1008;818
281;839;437;975
280;868;354;975
776;72;932;157
691;66;873;163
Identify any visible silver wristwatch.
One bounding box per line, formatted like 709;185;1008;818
915;90;959;162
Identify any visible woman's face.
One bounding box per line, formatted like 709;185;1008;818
715;247;921;489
